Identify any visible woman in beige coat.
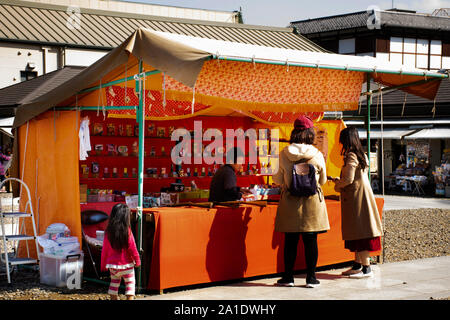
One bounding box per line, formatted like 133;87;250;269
273;115;329;288
333;127;383;278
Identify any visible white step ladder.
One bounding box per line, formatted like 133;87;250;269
0;178;39;284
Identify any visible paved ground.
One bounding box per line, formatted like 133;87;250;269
379;195;450;210
139;195;450;301
140;256;450;300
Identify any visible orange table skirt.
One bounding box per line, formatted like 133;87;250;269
146;198;384;290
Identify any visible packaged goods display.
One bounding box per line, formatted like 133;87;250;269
79;112;278;205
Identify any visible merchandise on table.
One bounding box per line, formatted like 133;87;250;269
78;113;281;212
406;140;430;169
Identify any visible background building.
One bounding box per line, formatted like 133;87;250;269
291;8;450;70
0;0;322;105
292;8;450;195
29;0;242;22
0;0;243;90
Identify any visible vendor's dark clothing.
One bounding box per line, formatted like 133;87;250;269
208;164;242;202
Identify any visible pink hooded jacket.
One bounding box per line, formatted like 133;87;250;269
101;228;141;271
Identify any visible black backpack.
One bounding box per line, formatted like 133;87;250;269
288;161;318;197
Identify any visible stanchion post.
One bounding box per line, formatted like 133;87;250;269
366;74;372;183
136;59;145;293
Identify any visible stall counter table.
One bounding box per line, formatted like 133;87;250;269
145;198;384;291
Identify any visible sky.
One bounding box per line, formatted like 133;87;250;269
121;0;450;27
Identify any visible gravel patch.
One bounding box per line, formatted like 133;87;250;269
0;267;151;300
0;208;449;300
382;208;449;262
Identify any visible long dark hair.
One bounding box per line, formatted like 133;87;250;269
290;127;315;145
339;127;367;170
105;203;130;251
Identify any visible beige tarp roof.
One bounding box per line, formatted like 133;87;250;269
13;28;209;128
13;27;446;128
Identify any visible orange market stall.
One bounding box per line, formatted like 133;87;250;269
11;28;446;291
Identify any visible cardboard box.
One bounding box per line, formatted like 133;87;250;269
160;193;179;205
79;184;87;203
200;189;210;199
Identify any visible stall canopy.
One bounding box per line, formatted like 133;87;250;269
404;127;450;139
13;27;447;128
357;128;417;140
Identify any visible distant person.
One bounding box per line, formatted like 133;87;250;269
208;146;251;202
332;127;383;278
273;115;329;288
0;147;11;192
101;203;141;300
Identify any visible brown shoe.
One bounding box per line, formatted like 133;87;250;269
341;268;362;276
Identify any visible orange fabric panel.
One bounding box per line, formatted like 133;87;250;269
165;60;364;112
318;120;346;196
372;74;441;100
18;111;81;259
61;59;164;109
17;121;38;258
146;198;384;290
277;120;346;196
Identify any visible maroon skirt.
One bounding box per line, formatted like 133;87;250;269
344;237;381;252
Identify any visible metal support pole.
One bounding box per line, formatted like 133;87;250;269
212;55;448;79
57;106;137;111
77;69;160;95
366;74;371;182
136;59;145;293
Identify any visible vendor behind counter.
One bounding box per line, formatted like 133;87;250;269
208;147;251;202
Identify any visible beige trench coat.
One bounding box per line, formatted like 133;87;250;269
273;143;330;233
334;152;383;241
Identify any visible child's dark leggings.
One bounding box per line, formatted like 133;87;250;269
283;232;318;281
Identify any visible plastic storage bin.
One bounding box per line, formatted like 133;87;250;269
39;251;84;289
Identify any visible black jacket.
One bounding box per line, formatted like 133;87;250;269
208;165;242;202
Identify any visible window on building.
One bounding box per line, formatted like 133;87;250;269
430;40;442;70
442;42;450;69
338;38;355;54
416;38;429;69
388;37;443;70
318;39;338;53
20;70;37;82
355;36;374;56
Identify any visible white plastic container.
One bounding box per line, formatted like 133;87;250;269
39;251;84;289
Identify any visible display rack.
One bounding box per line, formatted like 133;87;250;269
79;112;276;205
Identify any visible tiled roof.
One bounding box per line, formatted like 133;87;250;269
0;0;326;52
0;65;85;109
291;10;450;34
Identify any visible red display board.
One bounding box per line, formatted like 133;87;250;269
80;112;272;194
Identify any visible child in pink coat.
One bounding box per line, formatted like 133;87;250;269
101;203;141;300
